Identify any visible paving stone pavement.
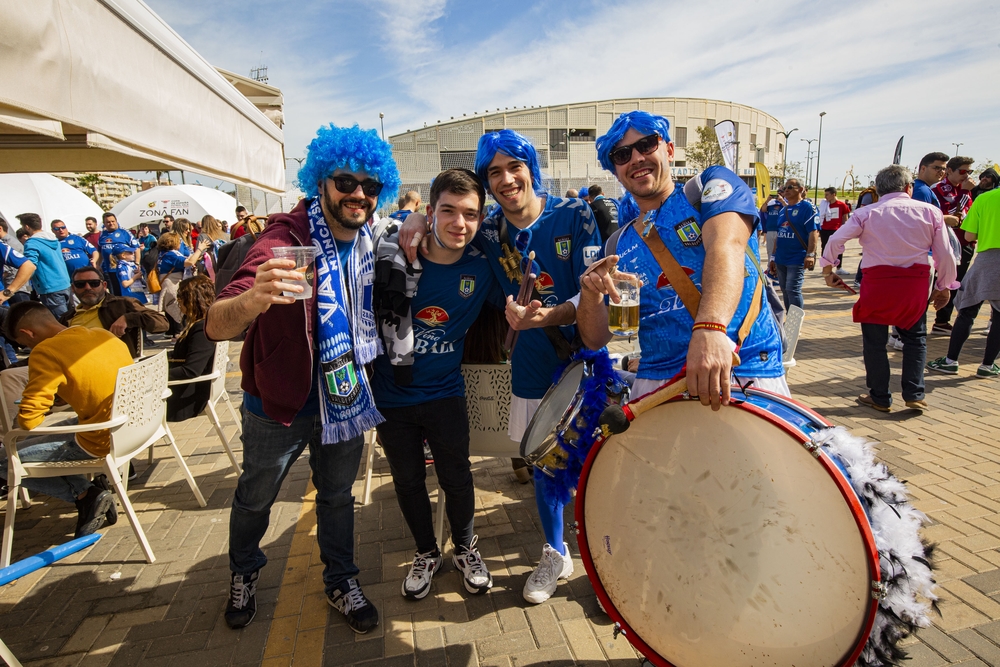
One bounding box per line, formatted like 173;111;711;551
3;240;1000;666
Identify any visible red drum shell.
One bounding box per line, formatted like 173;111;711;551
575;387;879;667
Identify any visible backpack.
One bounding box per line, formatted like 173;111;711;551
214;230;257;296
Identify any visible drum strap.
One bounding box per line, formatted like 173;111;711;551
638;222;764;349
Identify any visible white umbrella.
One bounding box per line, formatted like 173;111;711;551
0;173;105;235
111;184;239;229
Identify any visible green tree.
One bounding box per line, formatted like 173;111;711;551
685;126;724;170
772;161;804;182
76;173;104;209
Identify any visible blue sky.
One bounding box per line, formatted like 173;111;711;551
148;0;1000;190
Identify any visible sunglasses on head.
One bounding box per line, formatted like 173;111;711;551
330;175;384;198
609;133;661;166
73;279;102;289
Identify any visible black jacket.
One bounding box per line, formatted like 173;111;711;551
590;198;615;244
166;320;216;422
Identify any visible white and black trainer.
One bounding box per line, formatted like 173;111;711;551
402;549;443;600
225;570;259;629
453;535;493;595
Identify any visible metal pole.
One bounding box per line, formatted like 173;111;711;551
777;128;798;181
952;142;963;156
800;138;816;190
813;112;826;204
379;113;385;141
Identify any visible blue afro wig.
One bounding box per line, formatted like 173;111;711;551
297;123;401;210
578;186;589;199
474;129;545;196
596;111;672;173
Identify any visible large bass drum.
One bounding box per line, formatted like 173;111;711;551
576;385;882;667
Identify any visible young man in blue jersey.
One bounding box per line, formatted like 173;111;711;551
770;179;820;310
398;130;602;605
98;212;140;296
372;169;503;600
52;219;99;277
578;111;787;409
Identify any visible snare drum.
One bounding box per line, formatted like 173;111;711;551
520;358;631;477
577;386;881;667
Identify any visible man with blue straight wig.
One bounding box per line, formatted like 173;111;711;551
398;128;603;605
578;111;787;405
207;123;400;633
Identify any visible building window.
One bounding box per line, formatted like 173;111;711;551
674;160;686;167
778;143;783;155
750;133;757;147
706;119;715;128
766;128;772;151
675;127;687;148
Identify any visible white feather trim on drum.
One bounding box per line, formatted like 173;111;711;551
812;427;938;667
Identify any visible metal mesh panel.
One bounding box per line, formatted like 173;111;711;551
518;128;548;148
507;110;547;127
439;122;481;151
568;106;596;127
440;151;476;170
484;114;505;129
614;101;639;114
416;128;438;142
549;108;567;126
392;135;415;151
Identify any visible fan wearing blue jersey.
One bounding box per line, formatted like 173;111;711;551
770;179;820;311
372;169;503;601
98;212;140;297
52;219;99;277
397;130;603;605
578;111;787;408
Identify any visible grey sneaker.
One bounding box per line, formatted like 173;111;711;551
977;364;1000;378
927;357;959;374
453;535;493;595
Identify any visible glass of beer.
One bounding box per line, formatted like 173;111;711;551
272;246;320;300
609;273;640;336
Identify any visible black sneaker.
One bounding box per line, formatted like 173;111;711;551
90;475;119;526
74;486;114;538
225;570;259;629
328;578;379;633
127;462;138;482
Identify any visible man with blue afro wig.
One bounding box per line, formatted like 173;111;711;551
580;109;787;414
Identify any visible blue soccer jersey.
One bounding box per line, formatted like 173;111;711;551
157;249;187;276
117;260;147;304
60;234;96;276
99;229;139;272
773;201;819;265
762;199;783;233
475;196;602;399
371;246;504;408
610;166;783;382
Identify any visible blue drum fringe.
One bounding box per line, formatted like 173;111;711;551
812;427;939;667
537;347;616;506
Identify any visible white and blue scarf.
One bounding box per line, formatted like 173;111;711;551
307;198;383;444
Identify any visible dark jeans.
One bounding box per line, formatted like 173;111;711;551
230;410;364;595
948;302;1000;366
861;314;927;406
774;263;806;310
935;244;976;325
39;288;73;321
376;396;475;554
819;229;843;267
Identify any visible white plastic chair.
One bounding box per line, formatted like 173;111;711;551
783;305;805;368
160;340;242;475
0;374;32;511
1;351;207;567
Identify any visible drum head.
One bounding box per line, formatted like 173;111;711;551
580;400;873;667
519;361;585;460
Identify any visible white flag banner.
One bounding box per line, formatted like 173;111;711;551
714;120;737;172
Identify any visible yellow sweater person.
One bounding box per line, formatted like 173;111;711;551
0;303;133;538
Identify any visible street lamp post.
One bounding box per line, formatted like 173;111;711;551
813;112;826;203
952;142;964;156
801;138;817;190
379;113;385;141
776;128;799;181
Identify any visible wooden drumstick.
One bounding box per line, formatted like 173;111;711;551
504;251;536;353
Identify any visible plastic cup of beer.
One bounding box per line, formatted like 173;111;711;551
609;273;640;336
272;246;319;300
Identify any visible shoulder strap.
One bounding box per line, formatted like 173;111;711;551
783;208;809;250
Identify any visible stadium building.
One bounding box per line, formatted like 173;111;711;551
388;97;785;203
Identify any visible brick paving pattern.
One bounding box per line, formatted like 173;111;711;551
2;241;1000;666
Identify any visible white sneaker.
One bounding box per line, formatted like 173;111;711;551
453;535;493;595
401;549;443;600
837;268;851;276
523;542;574;604
887;335;904;351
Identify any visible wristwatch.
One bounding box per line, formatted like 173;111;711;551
2;289;11;298
806;253;816;258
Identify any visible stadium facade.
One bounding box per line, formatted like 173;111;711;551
388;97;785;202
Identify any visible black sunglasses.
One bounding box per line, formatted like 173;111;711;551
73;279;103;289
330;175;383;198
609;133;661;166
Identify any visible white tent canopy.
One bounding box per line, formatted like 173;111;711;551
110;184;238;229
0;0;285;193
0;174;104;236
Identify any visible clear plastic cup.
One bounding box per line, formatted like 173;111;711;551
272;246;320;300
609;273;640;337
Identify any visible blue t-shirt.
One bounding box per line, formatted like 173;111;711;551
773;201;819;265
60;235;96;276
99;229;140;272
474;196;602;399
0;242;28;279
762;199;783;233
157;249;187;276
912;179;941;207
117;260;147;304
609;166;783;381
372;247;504;408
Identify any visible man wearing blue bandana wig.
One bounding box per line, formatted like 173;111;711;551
578;111;787;407
207;123;401;633
397;129;602;605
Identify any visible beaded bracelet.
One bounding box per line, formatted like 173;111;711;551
692;321;727;333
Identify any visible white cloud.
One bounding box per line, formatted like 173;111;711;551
374;0;448;60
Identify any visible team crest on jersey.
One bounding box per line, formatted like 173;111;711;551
458;275;476;299
582;245;600;266
702;178;733;203
323;352;361;405
792;208;799;217
655;266;696;290
414;306;449;327
554;235;571;260
674;217;702;247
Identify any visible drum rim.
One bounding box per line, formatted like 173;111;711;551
574;385;881;667
518;360;585;462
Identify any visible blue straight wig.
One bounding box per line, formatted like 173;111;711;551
297;123;401;210
474;129;545;195
595;111;672;174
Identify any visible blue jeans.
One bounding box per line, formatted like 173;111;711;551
0;420;94;503
774;263;806;310
39;288;73;321
861;316;927;406
230;410;365;595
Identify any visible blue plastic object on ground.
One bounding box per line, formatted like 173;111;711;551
0;533;101;586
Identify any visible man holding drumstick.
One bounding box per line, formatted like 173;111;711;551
576;111;787;405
